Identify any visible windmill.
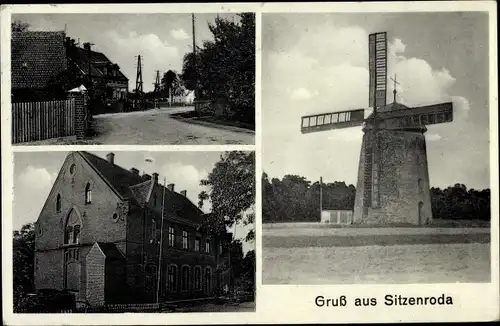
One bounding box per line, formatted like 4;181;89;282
300;32;454;225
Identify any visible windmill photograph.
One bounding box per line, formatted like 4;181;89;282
261;12;492;284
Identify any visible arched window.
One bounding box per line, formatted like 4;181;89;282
65;226;73;244
167;265;177;291
145;264;157;291
73;225;81;244
204;267;211;293
65;209;82;245
181;266;190;291
194;267;202;290
56;194;62;212
153;194;157;207
85;183;92;204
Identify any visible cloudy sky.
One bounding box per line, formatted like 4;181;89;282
262;12;490;190
13;151;254;254
13;13;240;92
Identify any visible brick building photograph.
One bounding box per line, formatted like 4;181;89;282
13;151;255;313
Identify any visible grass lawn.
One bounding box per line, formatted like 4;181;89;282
263;222;491;284
263;243;491;284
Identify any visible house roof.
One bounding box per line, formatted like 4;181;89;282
78;151;204;224
79;151;145;201
68;47;128;82
95;242;125;260
11;31;67;89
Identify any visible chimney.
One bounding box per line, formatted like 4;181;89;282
130;168;139;175
106;153;115;165
180;190;187;197
167;183;175;192
152;173;159;184
142;173;151;181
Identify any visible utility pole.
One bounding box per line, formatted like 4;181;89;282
156;177;166;304
192;13;197;100
135;55;144;95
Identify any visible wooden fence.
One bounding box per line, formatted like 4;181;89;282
12;99;76;144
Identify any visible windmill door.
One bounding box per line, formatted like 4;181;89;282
418;202;424;225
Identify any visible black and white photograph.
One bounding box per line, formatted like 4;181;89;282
2;2;499;325
262;12;492;284
12;151;255;312
11;13;255;145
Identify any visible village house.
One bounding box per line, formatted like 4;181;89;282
11;31;68;102
34;151;231;306
66;42;129;114
11;31;128;113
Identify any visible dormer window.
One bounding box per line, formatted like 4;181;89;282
85;183;92;204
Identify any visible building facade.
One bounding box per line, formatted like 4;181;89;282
67;44;129;114
34;152;231;306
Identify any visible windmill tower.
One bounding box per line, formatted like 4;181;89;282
134;55;144;95
153;70;161;94
300;32;454;226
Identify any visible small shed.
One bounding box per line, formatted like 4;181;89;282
86;242;126;306
321;210;353;225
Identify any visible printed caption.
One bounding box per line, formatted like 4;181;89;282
315;294;454;307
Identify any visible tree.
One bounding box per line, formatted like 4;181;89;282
12;20;29;32
13;223;35;310
241;250;255;292
198;151;255;242
181;13;255;124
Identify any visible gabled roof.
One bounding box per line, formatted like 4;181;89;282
78;151;204;224
78;151;144;201
95;242;125;260
68;47;128;82
11;31;67;89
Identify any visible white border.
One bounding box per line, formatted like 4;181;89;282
2;1;499;325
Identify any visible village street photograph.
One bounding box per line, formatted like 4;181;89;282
261;12;492;284
11;13;255;145
12;151;255;313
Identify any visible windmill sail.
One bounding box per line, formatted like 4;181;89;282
301;109;365;134
379;102;453;127
369;32;388;108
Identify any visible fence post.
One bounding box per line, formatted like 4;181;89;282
69;89;88;140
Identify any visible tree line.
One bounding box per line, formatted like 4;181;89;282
262;173;491;223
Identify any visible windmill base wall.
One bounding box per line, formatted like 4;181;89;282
353;129;433;225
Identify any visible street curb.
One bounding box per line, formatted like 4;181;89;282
170;116;255;135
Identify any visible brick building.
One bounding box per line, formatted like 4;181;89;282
11;31;67;101
34;151;231;306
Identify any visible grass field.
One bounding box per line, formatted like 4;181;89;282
263;243;490;284
262;223;491;284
